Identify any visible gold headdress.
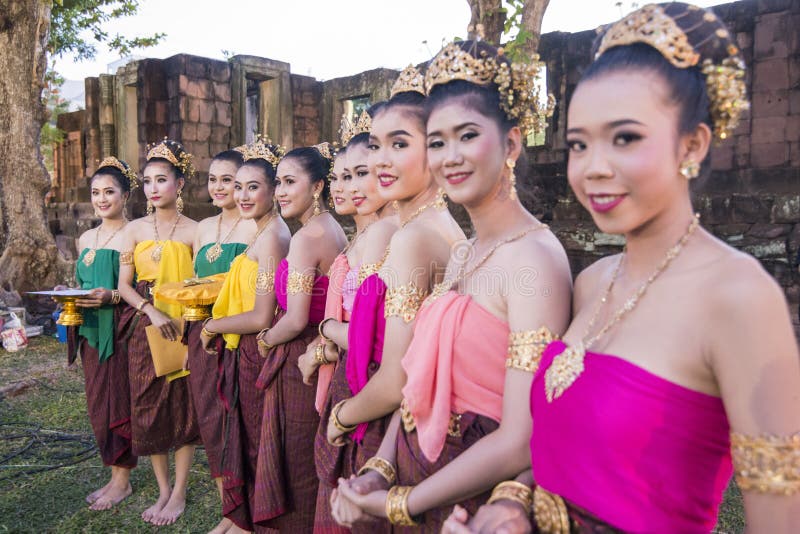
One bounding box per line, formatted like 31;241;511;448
97;156;138;190
339;110;372;146
313;141;337;177
594;3;749;140
425;42;554;136
241;136;285;169
146;138;196;179
232;144;248;155
391;65;426;98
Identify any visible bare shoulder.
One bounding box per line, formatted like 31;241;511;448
704;244;786;314
77;227;96;250
363;218;397;252
196;215;218;232
179;215;198;231
573;253;621;309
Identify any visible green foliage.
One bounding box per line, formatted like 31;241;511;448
49;0;165;60
41;68;70;173
500;0;532;63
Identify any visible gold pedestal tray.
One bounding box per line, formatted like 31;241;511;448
153;275;226;322
28;289;93;326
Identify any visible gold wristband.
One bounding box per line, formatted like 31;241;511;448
201;318;216;338
385;485;418;526
135;299;149;312
257;328;273;353
331;399;357;433
314;343;329;366
318;317;335;342
357;456;396;486
487;480;534;516
110;289;121;305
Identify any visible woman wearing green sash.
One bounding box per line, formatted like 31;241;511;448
71;158;137;511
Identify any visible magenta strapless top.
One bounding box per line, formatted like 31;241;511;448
345;273;387;442
530;340;732;533
274;258;330;325
341;265;360;316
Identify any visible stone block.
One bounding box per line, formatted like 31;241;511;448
754;12;790;59
186;56;209;78
216;102;232;127
789;88;800;114
712;223;751;238
734;135;751;167
752;90;790;117
711;145;734;171
179;74;189;95
302;92;317;106
186;79;212;100
295;104;317;119
197;122;212;142
731;194;773;223
167;77;179;100
787;115;800;142
753;58;789;90
209;61;231;83
211;128;231;145
168;122;181;140
186;98;202;123
751;142;789;167
189;142;210;159
791;142;800;166
155;101;168;125
751;116;786;144
199;100;215;124
210;143;228;157
771;194;800;223
757;0;795;15
213;82;231;103
182;123;198;142
748;222;791;238
741;238;787;259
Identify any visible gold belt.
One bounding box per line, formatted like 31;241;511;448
533;486;571;534
399;399;462;438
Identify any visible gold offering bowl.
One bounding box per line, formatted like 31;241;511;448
154;275;226;322
55;296;83;326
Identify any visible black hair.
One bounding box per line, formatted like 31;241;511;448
346;101;386;149
281;146;332;200
240;158;278;185
374;91;427;131
212;149;245;168
581;43;711;137
91;165;131;194
425;41;516;135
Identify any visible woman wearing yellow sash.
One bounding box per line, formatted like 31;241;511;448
199;138;290;533
117;139;199;526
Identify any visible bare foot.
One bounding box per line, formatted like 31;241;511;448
225;523;252;534
153;491;186;526
142;493;170;523
89;482;132;511
208;517;233;534
86;480;112;504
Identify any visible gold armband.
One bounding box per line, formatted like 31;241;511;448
506;327;555;374
357;456;397;486
730;431;800;495
120;251;134;265
254;269;275;293
286;269;315;294
384;283;427;323
357;261;381;285
487;480;534;516
385;485;419;526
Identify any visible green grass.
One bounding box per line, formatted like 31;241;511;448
0;337;218;533
0;337;746;533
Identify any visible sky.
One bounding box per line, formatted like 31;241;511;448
54;0;723;83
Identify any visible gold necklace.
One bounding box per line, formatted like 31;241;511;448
544;214;701;402
341;221;373;256
151;212;182;262
427;223;548;303
205;214;242;263
302;209;329;228
83;220;127;267
399;197;441;228
242;211;279;256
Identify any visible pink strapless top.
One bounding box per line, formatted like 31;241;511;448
341;265;360;316
315;254;350;412
274;258;329;325
402;291;509;462
345;273;387;442
530;340;732;533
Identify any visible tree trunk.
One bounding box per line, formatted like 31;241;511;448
521;0;550;57
0;1;68;292
466;0;505;45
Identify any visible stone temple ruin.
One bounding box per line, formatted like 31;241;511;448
48;0;799;326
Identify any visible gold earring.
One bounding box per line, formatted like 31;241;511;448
434;187;447;210
679;159;699;180
392;200;400;212
146;199;154;216
506;158;517;200
313;191;321;216
328;196;335;209
176;188;184;213
273;197;279;213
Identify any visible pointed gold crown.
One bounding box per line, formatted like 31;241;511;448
97;156;139;190
232;144;248;155
391;65;426;98
594;3;748;140
241;136;285;168
146;138;196;178
313;142;337;178
425;41;554;136
340;110;371;146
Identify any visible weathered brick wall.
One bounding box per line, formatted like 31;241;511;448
523;0;799;324
291;74;322;147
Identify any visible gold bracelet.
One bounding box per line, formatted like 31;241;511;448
331;399;357;433
357;456;396;486
487;480;534;516
318;317;335;342
314;343;329;366
110;289;121;305
201;318;216;338
135;299;149;312
257;328;273;353
385;485;418;526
